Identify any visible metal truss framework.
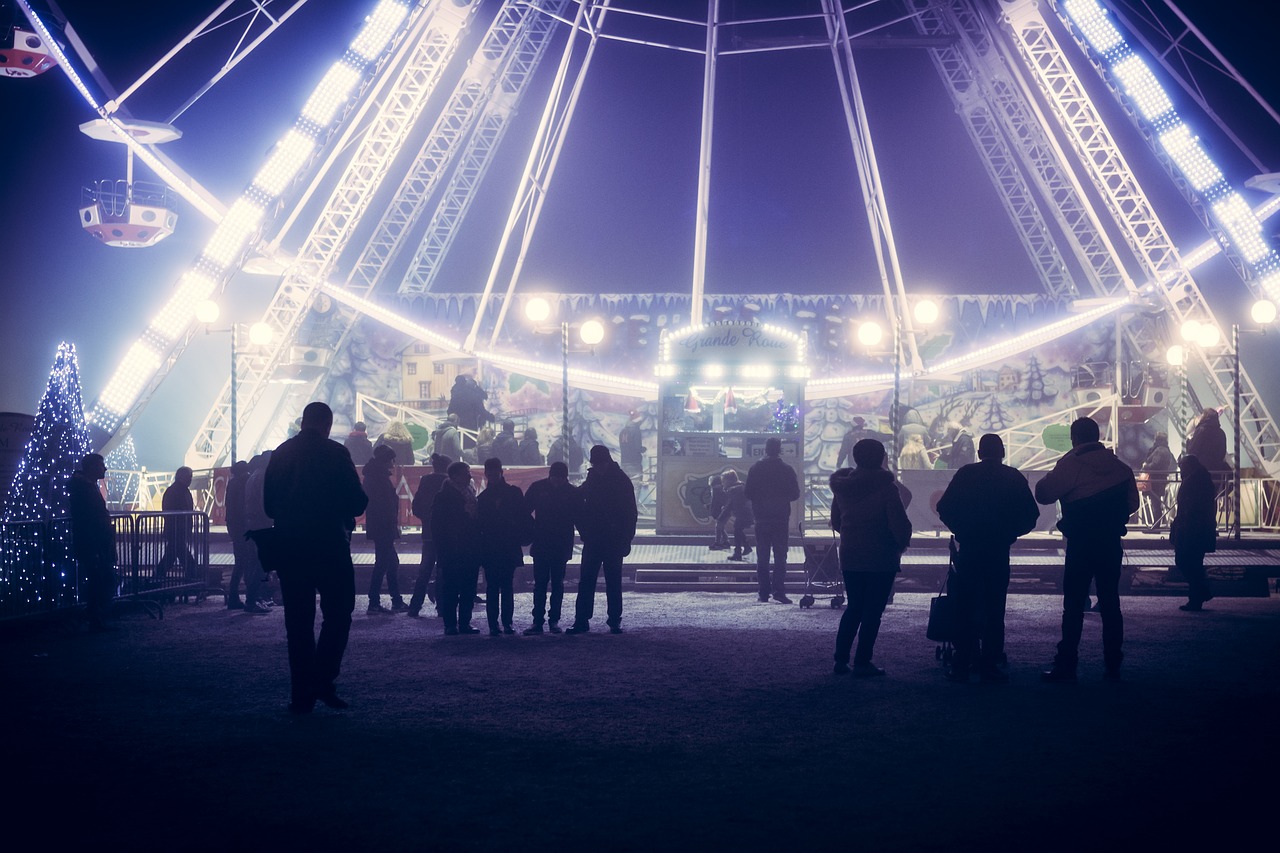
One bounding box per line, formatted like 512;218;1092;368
1000;0;1280;473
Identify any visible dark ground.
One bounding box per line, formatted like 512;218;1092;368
5;588;1278;852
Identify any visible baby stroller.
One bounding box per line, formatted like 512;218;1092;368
799;530;845;609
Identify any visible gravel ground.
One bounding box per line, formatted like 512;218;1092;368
5;589;1278;851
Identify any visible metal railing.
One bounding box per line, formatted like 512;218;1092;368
0;511;211;622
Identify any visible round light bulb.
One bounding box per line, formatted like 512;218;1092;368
1251;299;1277;325
248;322;274;346
1197;324;1221;348
195;300;220;324
913;299;939;326
524;296;551;323
579;319;605;346
857;321;883;348
1166;344;1185;367
1179;319;1202;342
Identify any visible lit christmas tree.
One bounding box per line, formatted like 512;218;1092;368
770;399;800;433
2;343;91;610
105;435;141;510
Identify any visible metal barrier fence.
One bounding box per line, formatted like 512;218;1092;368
0;511;210;622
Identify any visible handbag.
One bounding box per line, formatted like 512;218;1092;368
926;577;955;642
245;527;288;575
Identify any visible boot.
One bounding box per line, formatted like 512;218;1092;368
727;548;745;562
742;545;753;557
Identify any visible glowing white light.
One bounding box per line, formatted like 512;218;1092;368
203;199;264;267
350;0;410;61
741;364;775;379
1180;319;1202;342
1166;345;1185;367
579;319;605;346
149;273;218;340
1159;126;1222;192
1197;324;1221;348
1064;0;1122;53
1212;194;1270;263
248;322;275;346
524;296;551;323
1114;56;1172;121
253;130;316;198
98;342;162;416
194;300;221;324
857;321;883;348
702;364;725;379
913;299;939;326
301;63;361;126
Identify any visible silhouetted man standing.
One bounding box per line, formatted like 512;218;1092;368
477;457;531;635
1172;454;1217;611
936;434;1040;683
433;461;482;635
1035;417;1139;683
523;461;580;634
744;437;800;604
155;466;199;581
567;445;637;634
265;402;368;713
69;453;115;631
408;453;451;617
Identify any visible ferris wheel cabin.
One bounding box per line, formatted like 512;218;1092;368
0;24;54;77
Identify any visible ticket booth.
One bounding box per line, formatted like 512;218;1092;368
655;322;808;534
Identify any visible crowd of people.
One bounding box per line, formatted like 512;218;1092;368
68;402;1225;711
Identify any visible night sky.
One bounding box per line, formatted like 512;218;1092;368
2;0;1279;467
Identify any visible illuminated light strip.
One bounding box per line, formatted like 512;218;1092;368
253;130;316;197
351;0;411;60
658;320;808;364
1062;0;1280;304
202;199;264;267
318;283;462;352
96;343;163;420
148;273;217;341
301;63;363;126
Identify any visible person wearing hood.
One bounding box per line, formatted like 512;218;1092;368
1171;453;1217;611
567;446;638;634
1035;417;1139;683
364;444;405;614
936;434;1040;683
518;426;544;466
432;461;482;635
1140;431;1177;531
1186;407;1228;474
829;438;912;677
344;421;374;466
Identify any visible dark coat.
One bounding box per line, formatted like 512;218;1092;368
343;429;374;466
718;483;753;529
411;472;448;542
374;435;413;467
264;429;368;542
518;437;544;466
431;481;480;567
491;431;520;467
225;469;249;539
945;433;975;470
1171;457;1217;554
547;437;584;473
743;455;799;523
829;467;911;573
1187;418;1228;472
68;472;114;561
619;421;643;466
936;459;1039;547
1141;442;1177;484
576;459;638;557
362;460;401;543
525;476;580;563
1034;441;1140;539
477;479;530;569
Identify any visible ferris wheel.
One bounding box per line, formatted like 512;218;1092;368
15;0;1280;474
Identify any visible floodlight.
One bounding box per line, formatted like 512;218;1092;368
580;319;605;346
524;296;551;323
1180;319;1202;342
249;322;275;346
913;299;939;326
1197;324;1221;348
194;300;220;324
253;130;315;197
1166;345;1185;367
1251;300;1277;325
302;63;361;126
350;0;410;61
857;321;883;348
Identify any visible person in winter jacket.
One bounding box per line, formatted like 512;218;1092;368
432;415;463;465
829;439;911;676
936;433;1040;682
490;420;521;468
408;453;450;617
1140;431;1178;531
898;432;932;470
68;453;116;631
567;446;638;634
547;433;584;474
1035;417;1139;683
477;457;531;635
522;461;581;633
363;445;405;614
375;420;415;468
518;427;544;466
1186;407;1228;476
744;437;800;603
718;470;753;562
1172;454;1217;611
707;473;729;550
343;421;374;466
432;461;481;635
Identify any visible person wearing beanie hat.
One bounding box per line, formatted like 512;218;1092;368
936;432;1040;683
567;445;638;634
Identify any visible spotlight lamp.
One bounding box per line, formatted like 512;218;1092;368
579;319;605;347
195;300;220;324
913;299;939;326
1250;299;1277;325
1197;324;1221;348
1165;344;1185;367
1179;319;1202;342
857;321;883;348
524;296;551;323
248;323;274;346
